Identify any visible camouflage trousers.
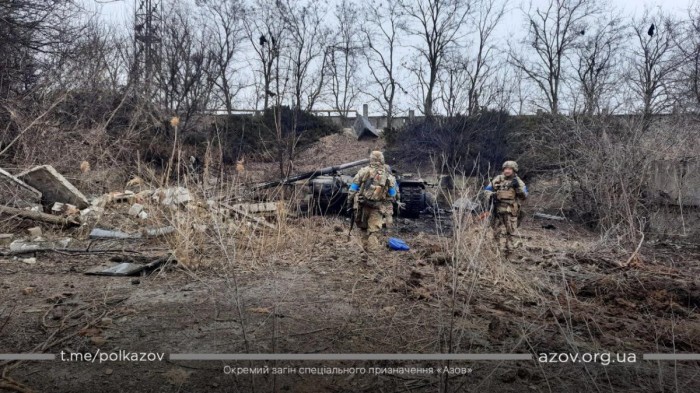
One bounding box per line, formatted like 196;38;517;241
355;204;384;251
492;213;521;254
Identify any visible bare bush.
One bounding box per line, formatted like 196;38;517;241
386;110;521;176
530;114;697;244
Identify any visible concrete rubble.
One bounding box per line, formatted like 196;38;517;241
89;228;141;240
27;227;42;238
17;165;89;209
1;161;285;268
154;187;192;206
0;234;14;246
353;115;379;140
128;203;144;217
9;238;71;252
0;167;42;208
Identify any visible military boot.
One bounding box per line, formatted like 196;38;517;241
366;233;381;253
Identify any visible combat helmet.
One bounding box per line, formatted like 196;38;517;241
370;151;385;166
502;160;519;172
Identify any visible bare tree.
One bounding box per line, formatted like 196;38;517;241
245;0;286;110
438;55;471;116
627;10;679;126
674;4;700;111
400;0;472;117
465;0;506;115
278;0;330;112
160;3;216;126
510;0;598;114
198;0;248;115
571;12;625;115
51;20;122;92
327;0;362;121
361;0;405;128
0;0;83;98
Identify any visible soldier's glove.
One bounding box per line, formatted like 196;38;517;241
511;178;520;189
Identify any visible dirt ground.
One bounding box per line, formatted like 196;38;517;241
1;210;698;392
1;137;698;392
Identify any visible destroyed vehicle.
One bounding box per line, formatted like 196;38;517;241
306;171;433;218
255;159;433;218
394;173;430;218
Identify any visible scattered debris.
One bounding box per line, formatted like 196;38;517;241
542;224;557;230
0;205;80;226
80;206;103;217
9;238;71;253
27;226;42;238
230;201;281;215
85;263;147;276
89;228;141;240
155;187;192;206
21;257;37;265
223;202;276;229
105;191;135;204
533;212;566;221
144;226;175;238
89;226;176;240
128;203;144;217
17;165;89;209
0;167;42;208
52;202;79;216
85;255;171;276
80;161;91;173
0;234;13;246
353;115;379;140
138;211;148;220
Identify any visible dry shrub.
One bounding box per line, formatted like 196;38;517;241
528;114;700;247
434;165;542;301
386;110;521;176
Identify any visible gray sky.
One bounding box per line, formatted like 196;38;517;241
81;0;697;115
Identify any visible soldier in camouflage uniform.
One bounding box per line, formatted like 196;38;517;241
484;161;528;256
347;151;398;252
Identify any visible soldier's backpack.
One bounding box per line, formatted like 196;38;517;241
360;167;390;202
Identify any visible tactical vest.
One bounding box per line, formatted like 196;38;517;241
493;176;519;215
359;166;390;203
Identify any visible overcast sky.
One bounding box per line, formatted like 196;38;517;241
83;0;695;34
80;0;697;115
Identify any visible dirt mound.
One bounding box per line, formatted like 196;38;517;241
294;132;384;172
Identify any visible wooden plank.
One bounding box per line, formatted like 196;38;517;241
221;202;276;230
0;205;80;226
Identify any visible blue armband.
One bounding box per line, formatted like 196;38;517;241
484;185;494;192
523;185;528;196
388;187;397;197
349;183;360;192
